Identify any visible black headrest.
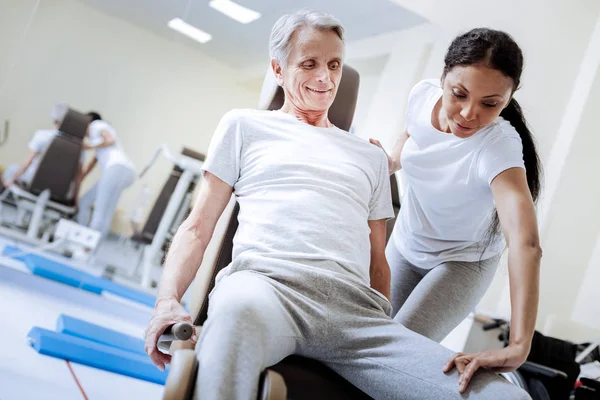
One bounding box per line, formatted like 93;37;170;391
58;109;91;140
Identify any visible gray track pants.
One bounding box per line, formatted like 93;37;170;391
387;240;501;342
194;260;528;400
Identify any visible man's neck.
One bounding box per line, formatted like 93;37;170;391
280;103;331;128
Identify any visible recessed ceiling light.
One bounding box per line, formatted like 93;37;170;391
167;18;212;44
209;0;261;24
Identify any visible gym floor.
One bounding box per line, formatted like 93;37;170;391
0;232;165;400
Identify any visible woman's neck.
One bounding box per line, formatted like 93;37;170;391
431;96;451;133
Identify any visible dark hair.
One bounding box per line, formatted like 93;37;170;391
443;28;542;247
87;111;102;122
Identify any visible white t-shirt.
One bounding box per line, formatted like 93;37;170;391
392;79;526;269
202;109;395;286
88;120;135;171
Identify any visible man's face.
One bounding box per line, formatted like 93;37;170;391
272;27;344;114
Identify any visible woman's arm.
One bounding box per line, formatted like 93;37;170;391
492;167;542;351
82;157;98;180
83;130;115;150
443;167;541;393
369;130;410;175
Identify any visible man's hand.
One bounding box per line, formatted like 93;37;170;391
443;344;529;393
144;297;197;371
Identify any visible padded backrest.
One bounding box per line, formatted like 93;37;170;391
135;147;205;244
58;109;91;140
193;197;238;325
386;174;401;242
28;109;90;203
258;64;360;132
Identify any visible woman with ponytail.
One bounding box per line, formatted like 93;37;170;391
370;28;543;392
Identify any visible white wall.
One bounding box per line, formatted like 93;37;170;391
0;0;260;231
538;63;600;340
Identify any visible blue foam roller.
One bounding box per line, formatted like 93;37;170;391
24;256;88;288
1;245;28;262
56;314;146;356
81;277;156;308
15;251;156;307
27;327;168;385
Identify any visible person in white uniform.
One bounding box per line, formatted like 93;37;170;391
370;28;543;386
77;112;136;238
2;103;74;187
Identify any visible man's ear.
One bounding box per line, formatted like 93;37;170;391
271;58;284;87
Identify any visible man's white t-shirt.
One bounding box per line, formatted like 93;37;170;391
202;109;395;286
392;79;526;269
88;120;135;171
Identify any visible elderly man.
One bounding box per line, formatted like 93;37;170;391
144;10;530;400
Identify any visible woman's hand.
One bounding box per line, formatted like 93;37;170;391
443;344;529;393
369;138;397;174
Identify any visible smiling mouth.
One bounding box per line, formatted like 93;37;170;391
307;87;331;94
455;121;475;131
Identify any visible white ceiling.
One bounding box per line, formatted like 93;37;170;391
76;0;425;68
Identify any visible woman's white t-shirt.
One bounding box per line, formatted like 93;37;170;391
392;79;526;269
88;120;135;172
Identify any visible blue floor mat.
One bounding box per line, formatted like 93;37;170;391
27;327;168;385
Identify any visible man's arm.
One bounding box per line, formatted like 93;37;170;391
156;172;233;302
145;171;233;369
368;219;391;301
3;150;37;186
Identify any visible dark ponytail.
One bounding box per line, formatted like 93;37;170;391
444;28;542;243
484;98;542;240
500;98;541;204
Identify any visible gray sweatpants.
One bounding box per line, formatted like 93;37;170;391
386;240;500;342
77;164;135;237
195;260;528;400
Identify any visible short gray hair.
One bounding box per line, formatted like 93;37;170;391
269;10;345;66
51;102;69;123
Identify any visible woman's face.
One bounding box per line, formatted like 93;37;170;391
441;64;514;139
